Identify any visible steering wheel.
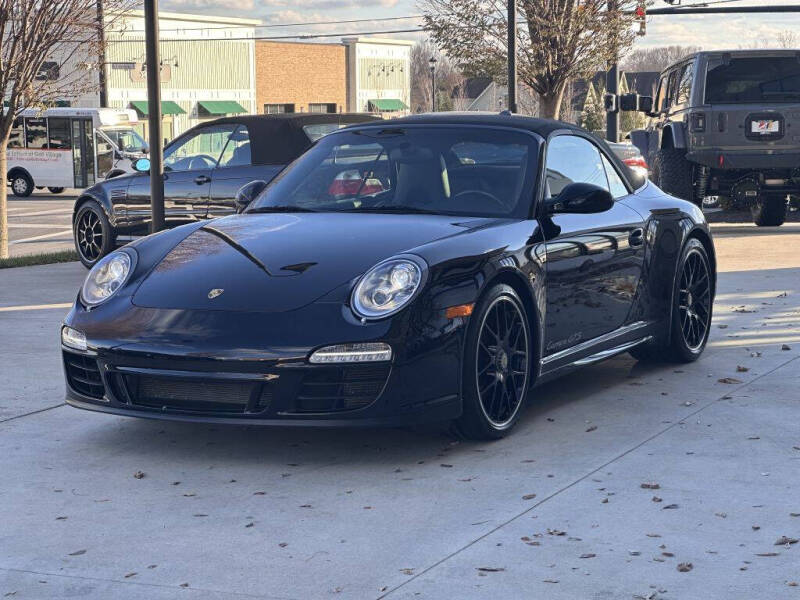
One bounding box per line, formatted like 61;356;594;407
188;154;217;170
452;189;506;211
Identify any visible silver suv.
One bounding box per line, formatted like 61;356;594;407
631;49;800;226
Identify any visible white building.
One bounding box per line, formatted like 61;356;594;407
343;37;414;118
64;10;259;141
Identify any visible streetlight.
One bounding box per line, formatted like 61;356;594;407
429;56;437;112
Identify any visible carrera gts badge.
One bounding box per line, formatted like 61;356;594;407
208;288;224;299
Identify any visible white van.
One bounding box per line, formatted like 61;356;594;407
6;107;148;197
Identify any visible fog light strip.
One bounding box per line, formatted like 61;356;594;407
309;343;392;364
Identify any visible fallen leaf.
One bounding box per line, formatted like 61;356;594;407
183;493;196;497
718;324;728;329
586;425;597;432
790;513;800;517
253;491;265;496
279;542;288;548
718;377;742;384
440;464;453;468
179;583;189;588
752;525;761;531
756;552;779;557
55;516;67;520
601;498;609;504
640;483;660;490
646;533;661;538
788;582;798;587
677;562;693;572
133;471;145;479
193;513;208;517
245;522;254;528
663;504;679;510
476;567;505;572
543;579;559;583
299;504;312;508
579;553;596;559
736;365;749;372
124;572;137;578
652;496;662;503
775;536;799;546
68;550;86;556
399;568;415;575
748;436;760;440
782;344;791;351
522;494;537;500
547;529;567;536
715;512;727;518
662;552;674;557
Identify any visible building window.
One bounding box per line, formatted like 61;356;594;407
308;103;337;114
264;103;295;114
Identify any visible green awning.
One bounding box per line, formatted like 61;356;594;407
368;98;408;112
197;100;247;116
129;100;186;116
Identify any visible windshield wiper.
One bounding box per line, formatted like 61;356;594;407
340;205;442;215
247;205;318;214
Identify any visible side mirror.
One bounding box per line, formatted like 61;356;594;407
636;95;655;116
235;179;267;213
132;158;151;172
544;183;614;215
142;143;149;155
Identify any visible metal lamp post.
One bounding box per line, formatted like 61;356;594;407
429;56;437;112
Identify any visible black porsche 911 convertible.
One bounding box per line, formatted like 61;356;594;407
62;113;716;440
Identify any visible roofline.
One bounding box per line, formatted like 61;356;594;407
255;40;344;48
112;9;261;26
341;37;416;47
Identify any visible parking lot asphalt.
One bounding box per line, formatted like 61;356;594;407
1;226;799;599
5;190;78;257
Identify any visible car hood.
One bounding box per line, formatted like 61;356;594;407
132;212;492;312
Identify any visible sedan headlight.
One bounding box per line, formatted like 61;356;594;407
352;257;425;319
81;250;135;307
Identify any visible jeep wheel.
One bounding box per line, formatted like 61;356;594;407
651;149;696;205
751;198;786;227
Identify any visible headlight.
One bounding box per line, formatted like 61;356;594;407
81;250;134;307
352;257;425;319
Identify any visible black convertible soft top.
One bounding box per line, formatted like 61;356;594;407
204;113;381;165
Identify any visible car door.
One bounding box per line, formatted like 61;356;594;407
126;123;237;225
207;124;281;218
541;134;646;356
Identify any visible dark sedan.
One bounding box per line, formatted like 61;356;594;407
72;113;380;267
62;113;716;440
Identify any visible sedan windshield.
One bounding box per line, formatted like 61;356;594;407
248;126;539;218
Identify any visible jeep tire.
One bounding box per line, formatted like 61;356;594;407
751;197;786;227
651;149;696;205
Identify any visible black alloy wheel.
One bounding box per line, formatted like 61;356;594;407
456;284;531;439
74;201;115;268
630;237;713;363
677;244;712;352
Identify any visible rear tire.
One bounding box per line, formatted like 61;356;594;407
74;200;116;268
751;198;786;227
454;284;532;440
651;149;696;205
630;238;713;363
47;187;65;194
10;172;34;197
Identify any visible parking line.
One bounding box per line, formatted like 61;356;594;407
0;303;73;313
9;229;72;245
9;209;73;218
8;223;72;229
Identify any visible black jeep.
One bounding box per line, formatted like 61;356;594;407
632;49;800;226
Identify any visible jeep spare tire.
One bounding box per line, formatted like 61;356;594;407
652;149;695;205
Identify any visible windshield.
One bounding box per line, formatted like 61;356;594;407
706;56;800;103
102;128;147;153
249;126;539;218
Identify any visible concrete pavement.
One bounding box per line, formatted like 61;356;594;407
1;228;799;599
5;191;77;257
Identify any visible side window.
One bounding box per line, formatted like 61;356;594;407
665;70;679;108
163;124;237;171
676;62;693;106
545;135;609;198
8;118;24;148
601;155;629;199
217;125;251;168
25;118;48;149
48;118;71;150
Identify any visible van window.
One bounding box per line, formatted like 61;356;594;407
48;118;71;150
25;118;48;149
8;119;24;149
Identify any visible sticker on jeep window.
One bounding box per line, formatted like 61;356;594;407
751;120;780;135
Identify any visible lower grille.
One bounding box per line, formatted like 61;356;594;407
120;375;273;414
64;352;105;399
294;364;390;413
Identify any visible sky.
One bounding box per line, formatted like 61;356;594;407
159;0;800;51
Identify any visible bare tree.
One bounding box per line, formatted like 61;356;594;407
422;0;641;120
775;30;798;49
1;0;127;258
410;39;466;113
621;44;702;73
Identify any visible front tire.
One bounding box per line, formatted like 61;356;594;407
47;186;65;194
631;238;713;363
651;149;696;205
455;284;531;440
751;197;786;227
10;172;34;197
74;201;116;268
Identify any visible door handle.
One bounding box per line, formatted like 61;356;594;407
194;175;211;185
629;228;644;248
